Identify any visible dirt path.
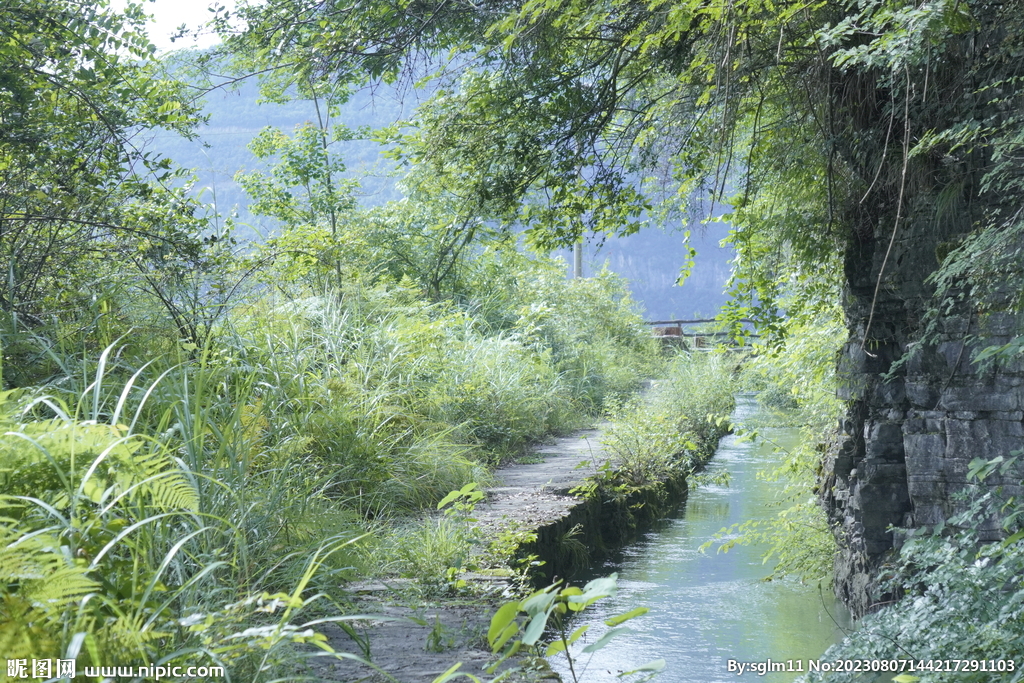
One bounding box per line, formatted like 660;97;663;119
314;429;608;683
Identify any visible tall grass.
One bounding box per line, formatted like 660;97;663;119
2;248;662;679
463;245;662;411
0;356;373;679
600;351;738;488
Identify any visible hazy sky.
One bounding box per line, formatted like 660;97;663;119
112;0;238;53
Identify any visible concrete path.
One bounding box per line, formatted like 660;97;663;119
473;428;605;541
316;428;610;682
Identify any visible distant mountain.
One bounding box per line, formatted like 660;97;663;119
555;214;733;322
146;74;411;239
149;62;734;320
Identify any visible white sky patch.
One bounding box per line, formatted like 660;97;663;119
110;0;238;53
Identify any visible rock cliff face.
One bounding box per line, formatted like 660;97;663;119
820;207;1024;616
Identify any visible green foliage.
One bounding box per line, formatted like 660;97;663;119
221;0;850;326
486;574;664;682
799;486;1024;683
0;0;213;330
464;245;661;411
241;122;359;230
587;351;736;495
600;398;697;489
710;300;845;583
368;516;478;595
0;370;363;675
240;282;574;484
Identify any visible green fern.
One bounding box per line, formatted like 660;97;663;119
2;418;199;513
0;384;201;666
0;520;97;659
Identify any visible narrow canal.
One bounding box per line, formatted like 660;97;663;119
550;394;853;682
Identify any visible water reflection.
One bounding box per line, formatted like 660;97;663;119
550;395;853;682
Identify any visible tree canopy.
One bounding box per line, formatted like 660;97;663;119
220;0;1024;334
0;0;205;326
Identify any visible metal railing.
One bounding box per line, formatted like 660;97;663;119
645;318;759;340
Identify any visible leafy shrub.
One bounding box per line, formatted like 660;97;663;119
596;351;737;490
652;351;738;459
435;334;575;458
601;397;696;487
800;488;1024;683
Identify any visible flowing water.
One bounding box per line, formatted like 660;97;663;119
550;394;853;682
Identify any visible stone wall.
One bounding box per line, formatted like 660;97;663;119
821;202;1024;616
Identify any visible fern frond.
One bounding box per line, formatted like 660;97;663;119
0;525;96;659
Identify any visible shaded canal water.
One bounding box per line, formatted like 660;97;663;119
551;394;852;682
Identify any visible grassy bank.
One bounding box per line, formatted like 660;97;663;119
0;248;661;680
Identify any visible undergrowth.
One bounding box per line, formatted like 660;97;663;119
798;464;1024;683
1;247;660;679
583;351;737;496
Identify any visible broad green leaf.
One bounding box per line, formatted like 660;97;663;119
1003;529;1024;547
568;624;589;644
604;606;648;627
487;602;520;645
568;574;617;610
521;606;554;646
581;626;631;653
431;662;482;683
491;622;519;653
521;588;558;616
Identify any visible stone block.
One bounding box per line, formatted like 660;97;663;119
944;457;969;478
904;433;944;479
866;421;904;443
865;439;904;462
864;422;906;462
942;315;970;337
938;341;968;371
981;311;1018;336
939;385;1018;411
996;373;1024;393
944;418;1024;469
874;380;906;405
837;376;867;401
833;452;854;479
907;477;943;502
906;346;953;376
913;503;946;526
906;380;939;408
862;461;909;486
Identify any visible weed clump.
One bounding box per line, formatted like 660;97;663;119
1;247;659;677
596;351;738;491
